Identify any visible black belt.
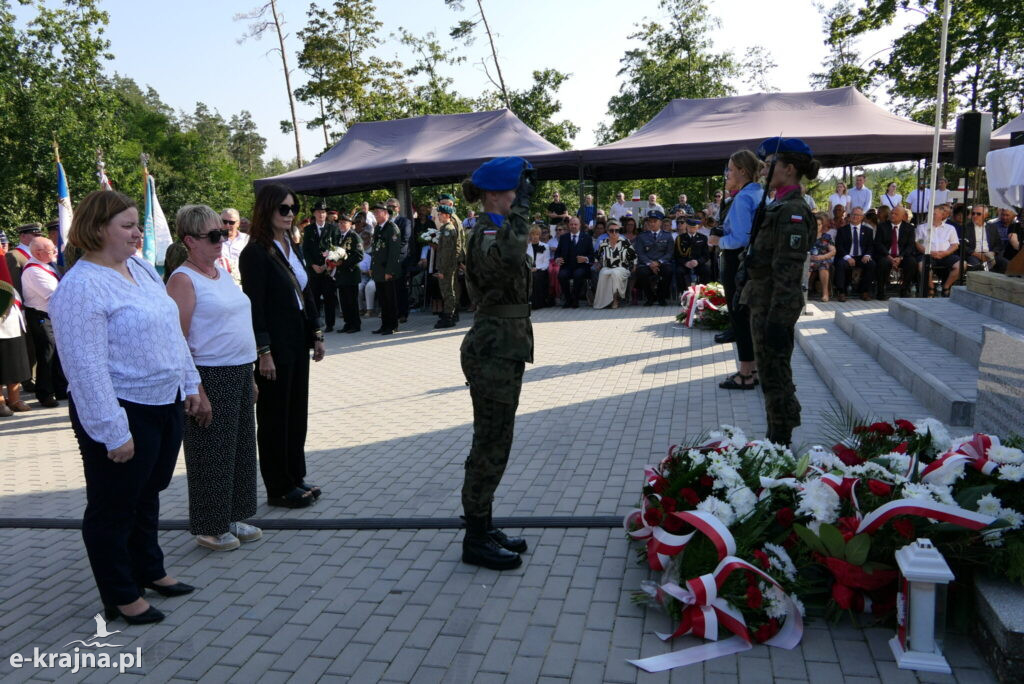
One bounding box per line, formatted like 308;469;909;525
25;307;49;320
476;303;531;318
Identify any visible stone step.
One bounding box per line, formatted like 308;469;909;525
795;317;941;425
834;309;976;426
951;285;1024;330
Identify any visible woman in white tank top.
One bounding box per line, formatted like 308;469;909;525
166;204;261;552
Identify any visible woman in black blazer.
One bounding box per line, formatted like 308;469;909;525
239;183;326;508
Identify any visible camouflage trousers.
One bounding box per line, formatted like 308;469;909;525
747;288;802;445
460;351;525;518
440;269;458;315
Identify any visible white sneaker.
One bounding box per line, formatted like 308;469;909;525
196;532;240;551
229;521;263;543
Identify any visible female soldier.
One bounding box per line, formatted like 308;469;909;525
459;156;534;570
738;137;820;447
433;203;462;328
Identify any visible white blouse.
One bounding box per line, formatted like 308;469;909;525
273;239;307;309
50;257;200;450
527;242;550;270
829;193;851;211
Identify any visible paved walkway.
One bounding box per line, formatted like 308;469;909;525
0;302;993;683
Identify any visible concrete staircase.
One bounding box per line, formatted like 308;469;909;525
797;286;1024;427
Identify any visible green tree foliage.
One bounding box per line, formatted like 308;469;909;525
810;1;873;92
397;28;477;117
504;70;580;151
849;0;1024;127
597;0;740;144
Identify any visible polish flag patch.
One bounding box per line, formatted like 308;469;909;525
790;215;804;222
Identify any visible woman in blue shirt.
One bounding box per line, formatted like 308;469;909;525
709;149;764;390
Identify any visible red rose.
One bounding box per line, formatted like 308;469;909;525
869;422;896;436
837;516;860;541
644;508;663;526
746;584;763;610
699;475;715;489
652;476;668;494
853;425;868;435
867;479;892;497
831;583;860;611
895;419;916;433
833;444;864;466
891;518;915;539
753;619;780;643
784;531;799;549
661;496;677;513
776;507;795;528
678;488;700;506
753;550;771;570
894;441;908;454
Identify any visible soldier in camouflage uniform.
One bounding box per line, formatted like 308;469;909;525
433;203;463;329
459;156;535;570
738;138;820;447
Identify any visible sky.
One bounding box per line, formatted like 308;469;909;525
17;0;912;162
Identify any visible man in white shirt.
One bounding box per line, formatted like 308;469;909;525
21;237;65;407
932;178;952;206
219;208;248;285
609;192;629;222
847;174;873;212
915;207;961;296
646;193;665;215
906;183;931;220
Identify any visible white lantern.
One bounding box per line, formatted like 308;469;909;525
889;538;954;673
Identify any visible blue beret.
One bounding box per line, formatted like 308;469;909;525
436;204;454;214
685;218;702;226
645;210;665;220
470;156;532;191
756;137;812;160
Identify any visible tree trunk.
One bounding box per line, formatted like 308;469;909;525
475;0;509;109
270;0;302;165
320;96;329;148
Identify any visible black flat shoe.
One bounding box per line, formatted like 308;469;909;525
104;605;165;625
298;482;322;499
143;581;196;597
719;372;756;390
268;487;314;508
714;329;736;344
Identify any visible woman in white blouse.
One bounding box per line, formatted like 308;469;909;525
166;205;261;552
592;219;637;309
527;226;550;309
881;182;902;209
50;190;207;626
828;182;852;212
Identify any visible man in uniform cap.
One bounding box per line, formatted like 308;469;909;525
370;203;402;334
302;200;342;331
6;223;43;389
634;210;674;305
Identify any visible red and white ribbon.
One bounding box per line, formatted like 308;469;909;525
678;285;723;328
855;498;997;535
921;433;999;484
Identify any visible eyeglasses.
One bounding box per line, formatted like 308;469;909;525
194;229;229;244
607;228;619;233
278;204;298;217
222;219;237;226
971;211;984;216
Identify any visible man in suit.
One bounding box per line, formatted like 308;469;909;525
334;215;365;333
834;207;876;301
554;216;594;308
386;197;415;323
986;207;1022;261
873;205;918;299
635;211;675;305
962;205;1008;274
370;203;402;335
302;201;342;331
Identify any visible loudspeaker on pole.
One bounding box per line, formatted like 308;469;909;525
954;112;992;167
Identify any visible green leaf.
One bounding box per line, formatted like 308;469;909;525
845;534;872;566
818;524;846;560
793;524;827;555
794;452;810;478
954;484;996;511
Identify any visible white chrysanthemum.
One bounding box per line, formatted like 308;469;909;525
977;494;1003;517
696;496;736;526
901;483;936;502
982;528;1005;548
685;448;708;467
764;543;797;581
989;445;1024;465
708;460;743;491
807;449;846;472
714;425;748;449
795;479;841;523
791;595;806;617
998;507;1023;530
762;583;789;620
998;464;1024;482
881;452;913;476
730;486;758;520
930;484;956;506
915;418;952;452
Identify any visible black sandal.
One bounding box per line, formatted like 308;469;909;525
268;487;314;508
298;482;322;499
751;370;760;387
719;372;756;390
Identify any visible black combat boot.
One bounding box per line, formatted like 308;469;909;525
434;313;456;329
765;427;793;447
486;506;528;553
462;515;522;570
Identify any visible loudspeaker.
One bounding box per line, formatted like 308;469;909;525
1011;131;1024;147
954;111;992;167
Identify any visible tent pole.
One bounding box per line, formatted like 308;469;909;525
395;180;412;219
578;165;585;223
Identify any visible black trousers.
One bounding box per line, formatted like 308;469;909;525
876;256;920;295
254;349;309;498
530;269;549;309
721;249;755;363
309;271;338;329
377;278;399;331
636;264;669;302
396;272;410;319
558;264;591;304
337;280;360;330
24;308;66;399
70;395;182;607
834;257;876;294
675;263;711;287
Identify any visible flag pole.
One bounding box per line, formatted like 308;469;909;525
921;0;952;296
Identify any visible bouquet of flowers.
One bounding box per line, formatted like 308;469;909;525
677;282;729;329
623;418;1022;673
418;227;440;245
324;246;347;270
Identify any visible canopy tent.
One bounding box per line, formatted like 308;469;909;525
254;109;578;195
993;111;1024;139
531;87;963;181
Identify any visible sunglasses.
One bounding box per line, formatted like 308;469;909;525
608;228;619;233
222;219;237;226
194;229;229;244
278;203;298;217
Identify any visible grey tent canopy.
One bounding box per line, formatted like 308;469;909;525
993;111;1024;139
254;109;576;195
532;87;961;180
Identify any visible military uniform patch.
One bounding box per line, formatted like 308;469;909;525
789;233;803;249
